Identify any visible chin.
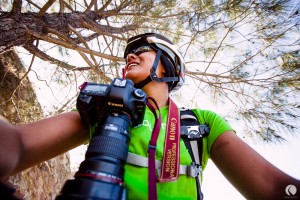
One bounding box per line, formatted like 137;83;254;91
124;75;136;83
125;74;142;83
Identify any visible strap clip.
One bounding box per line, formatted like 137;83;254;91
187;162;202;178
148;143;157;152
181;124;210;139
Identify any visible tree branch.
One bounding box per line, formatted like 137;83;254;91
24;42;78;70
27;28;124;61
11;0;22;15
38;0;57;16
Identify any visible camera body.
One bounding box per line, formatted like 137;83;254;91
56;78;147;200
77;78;147;127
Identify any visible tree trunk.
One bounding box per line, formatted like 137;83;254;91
0;50;72;200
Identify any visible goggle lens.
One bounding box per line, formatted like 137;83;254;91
128;45;152;56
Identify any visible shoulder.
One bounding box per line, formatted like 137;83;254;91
190;108;235;156
191;109;226;124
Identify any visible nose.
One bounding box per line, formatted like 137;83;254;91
126;53;137;63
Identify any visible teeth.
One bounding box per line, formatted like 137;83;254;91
128;63;138;67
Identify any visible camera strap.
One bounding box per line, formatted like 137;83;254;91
158;98;180;182
147;97;180;200
147;97;161;200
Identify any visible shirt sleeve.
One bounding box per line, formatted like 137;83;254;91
193;109;235;159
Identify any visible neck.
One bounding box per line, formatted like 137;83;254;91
143;82;169;108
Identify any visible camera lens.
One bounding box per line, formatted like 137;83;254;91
56;113;130;200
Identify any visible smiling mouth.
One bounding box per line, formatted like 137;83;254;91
126;62;139;70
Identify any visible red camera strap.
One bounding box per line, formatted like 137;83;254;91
147;97;161;200
158;98;180;182
147;97;180;200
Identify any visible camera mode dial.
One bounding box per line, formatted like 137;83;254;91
134;89;145;98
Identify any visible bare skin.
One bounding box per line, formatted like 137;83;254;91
0;112;88;179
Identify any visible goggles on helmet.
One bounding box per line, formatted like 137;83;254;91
125;45;153;62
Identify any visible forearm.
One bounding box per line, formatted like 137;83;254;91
13;111;89;175
211;131;300;200
0;118;23;179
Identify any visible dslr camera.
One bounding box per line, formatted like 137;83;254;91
77;78;147;127
56;78;147;200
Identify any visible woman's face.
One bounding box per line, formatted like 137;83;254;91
124;46;165;85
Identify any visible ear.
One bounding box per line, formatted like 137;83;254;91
158;61;166;75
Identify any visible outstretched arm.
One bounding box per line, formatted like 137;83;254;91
211;130;300;200
0;111;89;179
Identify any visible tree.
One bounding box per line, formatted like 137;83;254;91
0;0;299;199
0;49;71;199
0;0;299;140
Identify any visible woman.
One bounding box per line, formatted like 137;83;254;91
122;33;300;199
1;33;299;200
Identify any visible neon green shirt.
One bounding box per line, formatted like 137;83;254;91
124;106;234;199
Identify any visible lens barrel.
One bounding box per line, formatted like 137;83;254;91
56;113;130;200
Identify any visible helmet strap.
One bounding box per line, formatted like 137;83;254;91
134;49;179;89
134;49;162;88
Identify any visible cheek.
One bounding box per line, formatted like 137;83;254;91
124;52;156;81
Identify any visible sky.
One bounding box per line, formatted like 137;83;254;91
202;135;300;199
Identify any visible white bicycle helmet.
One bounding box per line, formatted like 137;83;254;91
123;33;185;92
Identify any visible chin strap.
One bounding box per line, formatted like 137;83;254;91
130;49;179;90
134;49;162;89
